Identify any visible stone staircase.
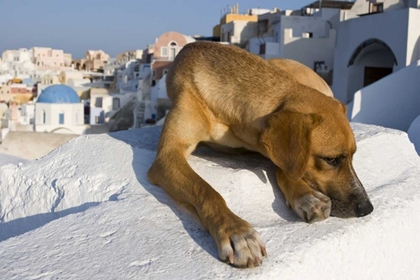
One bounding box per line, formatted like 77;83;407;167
133;101;146;128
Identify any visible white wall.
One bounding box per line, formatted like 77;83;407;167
263;42;281;59
384;0;406;11
348;60;420;131
406;8;420;64
19;104;35;125
90;107;106;125
332;8;410;103
143;100;157;120
90;93;112;124
151;75;168;101
222;21;258;45
313;8;340;22
282;28;336;70
281;16;329;39
35;103;84;134
248;37;278;58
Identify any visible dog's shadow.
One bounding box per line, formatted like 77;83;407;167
109;126;300;260
193;144;300;223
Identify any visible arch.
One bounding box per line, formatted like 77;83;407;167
345;38;398;102
348;38;398;67
168;41;178;59
50;127;75;134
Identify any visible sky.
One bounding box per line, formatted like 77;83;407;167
0;0;312;59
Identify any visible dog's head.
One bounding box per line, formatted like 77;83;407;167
261;100;373;218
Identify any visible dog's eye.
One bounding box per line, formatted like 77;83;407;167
323;157;341;166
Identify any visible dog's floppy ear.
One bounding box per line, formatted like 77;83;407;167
260;110;322;181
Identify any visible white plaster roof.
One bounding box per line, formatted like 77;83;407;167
0;123;419;279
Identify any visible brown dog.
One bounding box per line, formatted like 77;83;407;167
147;42;373;268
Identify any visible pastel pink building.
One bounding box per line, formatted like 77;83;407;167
32;47;72;68
151;31;195;84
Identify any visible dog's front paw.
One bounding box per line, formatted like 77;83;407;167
294;191;331;223
214;215;267;268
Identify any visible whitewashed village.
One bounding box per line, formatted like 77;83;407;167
1;0;420;160
1;0;420;279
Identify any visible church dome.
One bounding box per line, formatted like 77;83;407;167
37;84;80;103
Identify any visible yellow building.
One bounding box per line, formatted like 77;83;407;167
213;3;258;43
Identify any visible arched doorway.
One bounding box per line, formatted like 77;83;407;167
168;41;178;60
347;38;398;101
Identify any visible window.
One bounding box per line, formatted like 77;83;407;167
371;3;384;13
161;47;168;57
259;44;266;55
152;70;156;77
163;69;169;75
59;111;64;124
95;97;103;108
113;97;120;110
42;110;46;124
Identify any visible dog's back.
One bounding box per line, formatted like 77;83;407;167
267;58;333;97
166;42;307;124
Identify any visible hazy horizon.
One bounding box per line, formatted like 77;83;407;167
1;0;311;58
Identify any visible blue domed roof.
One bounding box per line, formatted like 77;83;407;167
37;84;80;104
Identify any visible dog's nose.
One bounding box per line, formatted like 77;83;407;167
356;200;374;217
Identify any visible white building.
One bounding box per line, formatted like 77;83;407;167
103;58;118;76
0;48;35;77
19;103;35;126
332;0;420;104
35;84;85;134
116;60;141;92
248;1;354;82
150;74;168;121
90;88;119;125
135;64;151;100
332;1;420;153
89;88;134;126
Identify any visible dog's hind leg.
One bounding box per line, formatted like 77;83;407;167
147;96;267;268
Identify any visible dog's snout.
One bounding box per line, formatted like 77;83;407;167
355;200;374;217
